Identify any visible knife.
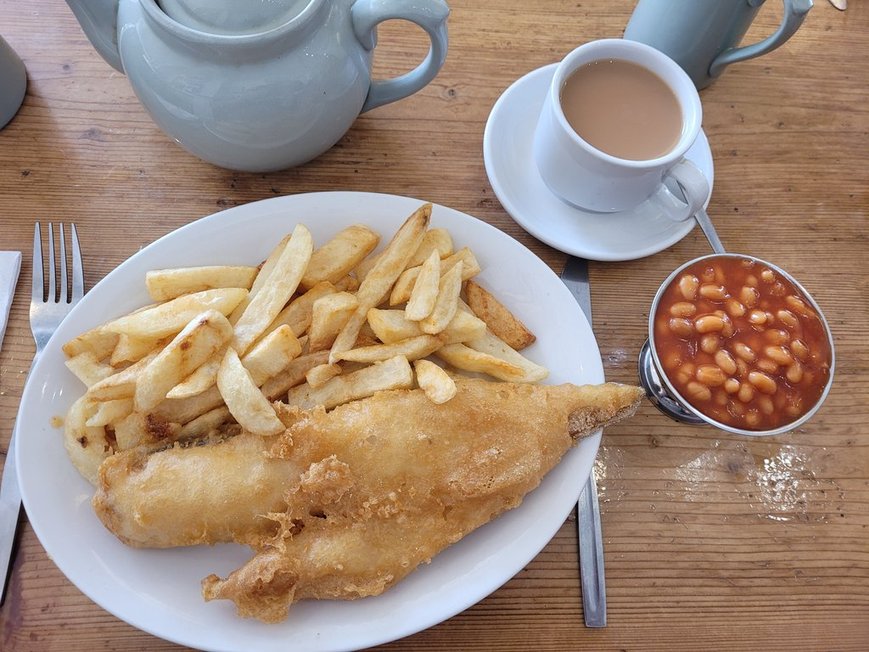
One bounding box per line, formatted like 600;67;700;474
0;251;22;605
560;255;607;628
0;252;20;349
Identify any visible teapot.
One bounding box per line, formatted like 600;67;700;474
624;0;812;90
65;0;450;172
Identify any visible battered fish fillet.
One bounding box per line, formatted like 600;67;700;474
93;379;643;622
94;432;294;548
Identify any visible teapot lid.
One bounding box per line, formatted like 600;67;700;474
158;0;311;35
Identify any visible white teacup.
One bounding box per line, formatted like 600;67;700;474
533;39;709;219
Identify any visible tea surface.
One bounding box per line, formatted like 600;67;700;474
560;59;682;160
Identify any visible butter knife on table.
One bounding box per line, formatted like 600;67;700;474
0;251;22;605
0;252;21;345
560;255;607;627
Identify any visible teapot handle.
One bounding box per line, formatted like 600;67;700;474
709;0;812;78
352;0;450;113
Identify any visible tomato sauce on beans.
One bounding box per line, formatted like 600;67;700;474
652;255;832;432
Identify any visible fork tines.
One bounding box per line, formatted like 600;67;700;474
33;223;83;305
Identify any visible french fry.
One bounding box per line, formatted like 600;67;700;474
65;351;115;387
165;347;225;400
145;265;258;302
450;247;482;277
113;412;146;451
217;348;284;436
85;398;134;427
134;310;234;412
228;232;292;324
329;204;430;363
366;308;421;343
465;279;536;350
308;292;359;352
241;324;302;386
62;326;119;360
104;288;247;340
179;405;233;439
439;309;488;344
352;250;381;282
355;321;381;348
367;307;486;345
389;247;481;305
333;334;442;364
334;274;360;293
153;385;224;425
260;350;331;401
287;354;414;410
406;227;453;268
404;250;440;321
113;411;182;451
413;359;456;404
434;343;528;382
465;330;548;383
262;281;337;340
352;222;439;283
305;362;342;388
86;350;160;401
232;223;314;355
62;396;110;486
421;261;463;335
301;225;380;289
110;333;166;366
252;233;293;292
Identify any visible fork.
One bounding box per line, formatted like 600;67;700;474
0;223;83;605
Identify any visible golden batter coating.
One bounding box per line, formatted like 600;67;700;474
93;380;644;622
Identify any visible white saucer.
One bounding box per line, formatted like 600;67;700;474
483;63;715;262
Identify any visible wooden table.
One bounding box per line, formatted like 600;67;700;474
1;1;867;650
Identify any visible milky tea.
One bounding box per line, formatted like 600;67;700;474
559;59;682;161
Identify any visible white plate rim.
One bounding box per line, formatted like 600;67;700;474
483;63;715;261
16;191;605;652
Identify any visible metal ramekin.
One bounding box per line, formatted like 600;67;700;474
638;252;835;437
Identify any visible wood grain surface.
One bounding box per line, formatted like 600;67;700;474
0;1;867;650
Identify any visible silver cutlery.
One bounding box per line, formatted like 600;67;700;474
0;253;21;345
560;255;607;628
694;206;726;255
0;223;84;604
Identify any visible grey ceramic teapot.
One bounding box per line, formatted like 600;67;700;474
624;0;812;89
66;0;450;171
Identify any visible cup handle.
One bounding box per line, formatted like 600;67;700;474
649;159;710;223
351;0;450;113
709;0;813;79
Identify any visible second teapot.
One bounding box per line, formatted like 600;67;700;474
624;0;812;89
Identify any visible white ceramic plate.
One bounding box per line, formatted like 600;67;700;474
484;63;714;261
16;192;604;652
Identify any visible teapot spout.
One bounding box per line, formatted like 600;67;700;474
66;0;123;72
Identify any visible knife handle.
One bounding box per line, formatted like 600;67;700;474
577;471;606;626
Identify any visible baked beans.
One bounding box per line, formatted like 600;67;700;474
653;255;832;431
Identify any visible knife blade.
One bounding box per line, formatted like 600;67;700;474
0;425;21;606
0;251;21;605
0;252;21;349
560;255;607;628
